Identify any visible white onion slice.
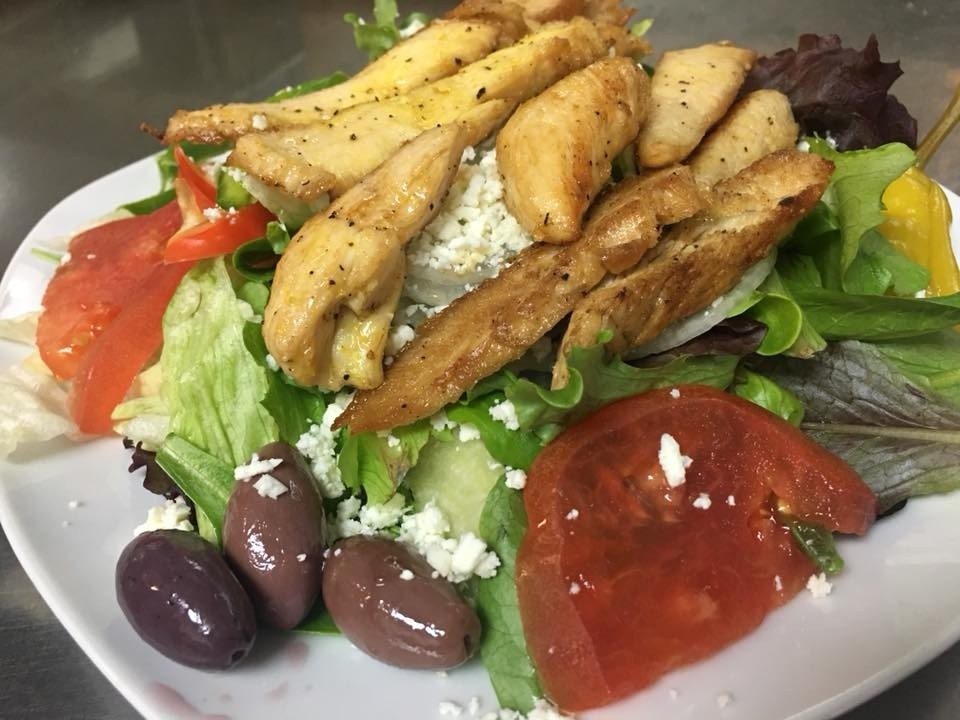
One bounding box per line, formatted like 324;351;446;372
626;253;777;359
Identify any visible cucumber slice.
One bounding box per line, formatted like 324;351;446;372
216;170;254;209
404;438;503;536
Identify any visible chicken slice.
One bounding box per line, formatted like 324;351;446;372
555;149;834;386
262;103;507;391
636;43;757;168
227;18;610;201
497;57;650;243
163;11;518;145
336;166;703;433
687;90;799;189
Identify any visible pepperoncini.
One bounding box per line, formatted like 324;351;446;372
880;167;960;297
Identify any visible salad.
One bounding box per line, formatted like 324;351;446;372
2;0;960;717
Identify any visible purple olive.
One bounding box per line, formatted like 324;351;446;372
223;442;325;630
116;530;256;670
323;536;481;670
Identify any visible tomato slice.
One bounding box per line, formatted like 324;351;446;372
37;202;182;379
163;203;274;264
68;262;192;434
173;146;217;209
516;385;876;712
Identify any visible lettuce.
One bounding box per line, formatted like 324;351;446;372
160;258;278;466
344;0;429;61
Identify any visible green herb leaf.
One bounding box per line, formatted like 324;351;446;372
447;394;544;471
785;518;844;575
295;602;341;634
733;368;804;426
121;188;176;216
155;434;235;545
265;71;348;103
476;481;542;713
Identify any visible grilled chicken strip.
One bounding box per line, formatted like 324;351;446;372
336;166;703;433
162;7;523;145
555;149;834;386
687;90;799;189
636;43;757;168
227;18;610;201
497;57;650;243
262;103;507;391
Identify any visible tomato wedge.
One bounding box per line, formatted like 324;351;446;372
516;385;876;712
163;202;274;264
37;201;182;379
68;262;192;434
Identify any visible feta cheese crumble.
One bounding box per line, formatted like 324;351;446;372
296;391;353;498
504;467;527;490
134;496;194;535
406;147;533;305
438;701;464;717
399;568;415;581
488;399;520;431
458;423;482;442
774;575;784;592
565;508;579;521
253;474;288;499
265;353;280;371
251;113;268;131
332;493;407;539
430;410;457;432
669;387;680;399
717;692;733;709
806;572;833;599
296;553;307;563
234;453;283;481
398;501;500;582
658;433;692;488
67;499;81;510
569;582;581;595
692;492;712;510
726;494;736;506
202;206;224;222
386;323;416;355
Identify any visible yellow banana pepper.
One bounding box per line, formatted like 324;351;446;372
880;167;960;297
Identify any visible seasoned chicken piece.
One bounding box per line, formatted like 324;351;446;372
687;90;799;189
263;104;507;390
336;166;703;433
497;57;650;243
228;18;610;201
636;43;757;168
163;9;522;145
555;149;834;386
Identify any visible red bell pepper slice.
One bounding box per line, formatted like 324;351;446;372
163;203;275;264
173;146;217;210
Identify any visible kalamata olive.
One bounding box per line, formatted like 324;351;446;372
115;530;256;670
323;536;482;669
223;441;325;630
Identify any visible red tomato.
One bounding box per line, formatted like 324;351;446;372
37;202;182;379
516;385;876;712
68;262;192;434
173;146;217;209
163;203;274;264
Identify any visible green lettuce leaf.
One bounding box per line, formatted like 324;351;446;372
447;394;544;471
155;434;235;545
844;230;930;296
161;258;277;466
476;481;542;713
755;340;960;512
786;284;960;340
805;138;915;282
733;369;804;426
344;0;427;60
338;431;395;504
295;603;341;635
231;221;291;283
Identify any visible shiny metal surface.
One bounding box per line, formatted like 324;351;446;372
1;1;958;718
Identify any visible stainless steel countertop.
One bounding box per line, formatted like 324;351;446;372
1;1;958;718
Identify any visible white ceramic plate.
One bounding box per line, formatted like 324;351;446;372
1;156;959;720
